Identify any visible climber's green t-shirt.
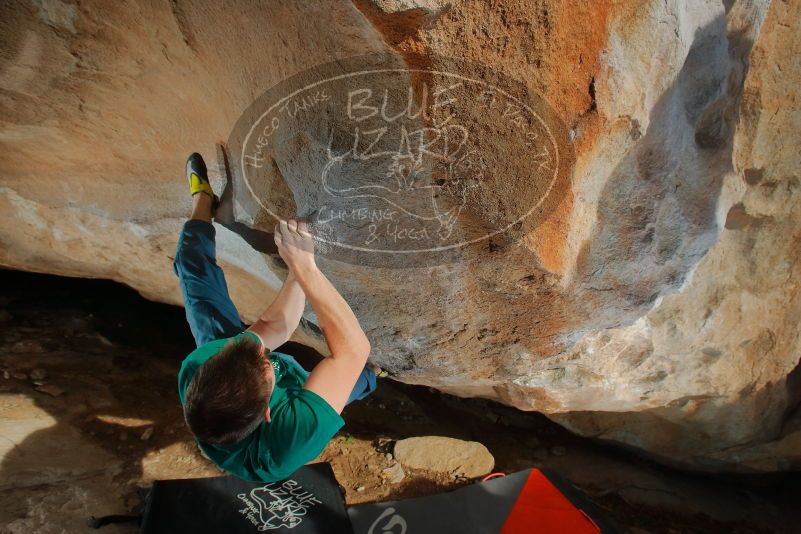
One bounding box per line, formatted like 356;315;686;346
177;331;344;482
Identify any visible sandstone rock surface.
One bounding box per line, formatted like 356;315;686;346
394;436;495;478
1;0;799;472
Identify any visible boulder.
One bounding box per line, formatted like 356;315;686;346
394;436;494;478
0;0;799;471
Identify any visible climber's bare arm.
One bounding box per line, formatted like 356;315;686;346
246;270;306;352
296;267;371;413
274;219;371;414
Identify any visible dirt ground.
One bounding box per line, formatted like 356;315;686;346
0;269;799;534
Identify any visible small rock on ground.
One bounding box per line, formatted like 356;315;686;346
35;384;64;397
394;436;494;478
382;462;406;484
29;368;47;380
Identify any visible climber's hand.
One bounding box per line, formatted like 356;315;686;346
274;218;316;275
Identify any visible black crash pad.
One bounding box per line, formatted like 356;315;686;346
139;462;350;534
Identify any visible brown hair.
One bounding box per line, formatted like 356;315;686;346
183;336;274;445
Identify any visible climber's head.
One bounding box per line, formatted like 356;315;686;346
183;335;275;445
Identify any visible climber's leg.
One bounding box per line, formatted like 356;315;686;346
344;366;378;404
173;153;243;347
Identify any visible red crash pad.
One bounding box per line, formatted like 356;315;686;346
501;469;601;534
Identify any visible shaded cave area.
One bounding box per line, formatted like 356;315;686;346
0;269;798;533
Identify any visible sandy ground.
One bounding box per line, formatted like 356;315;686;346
0;269;799;534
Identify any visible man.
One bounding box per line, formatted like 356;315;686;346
174;152;377;482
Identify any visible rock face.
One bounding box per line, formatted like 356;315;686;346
1;0;799;472
394;436;495;478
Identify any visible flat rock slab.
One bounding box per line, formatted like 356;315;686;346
394;436;494;478
0;393;121;490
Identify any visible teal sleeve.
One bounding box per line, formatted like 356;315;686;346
261;389;345;479
240;330;263;346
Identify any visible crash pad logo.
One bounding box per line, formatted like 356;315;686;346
368;507;407;534
237;480;321;531
229;53;573;266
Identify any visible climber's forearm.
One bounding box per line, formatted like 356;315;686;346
293;265;370;361
296;264;371;413
246;271;306;351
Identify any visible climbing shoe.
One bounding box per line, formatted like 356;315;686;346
186;152;218;206
368;362;389;378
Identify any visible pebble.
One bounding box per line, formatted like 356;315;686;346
382;462;405;484
30;368;48;380
2;370;10;380
12;371;27;380
550;446;567;456
95;334;114;346
36;384;64;397
385;452;393;461
356;486;365;492
140;427;154;441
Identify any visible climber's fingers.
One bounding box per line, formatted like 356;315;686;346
296;220;311;239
